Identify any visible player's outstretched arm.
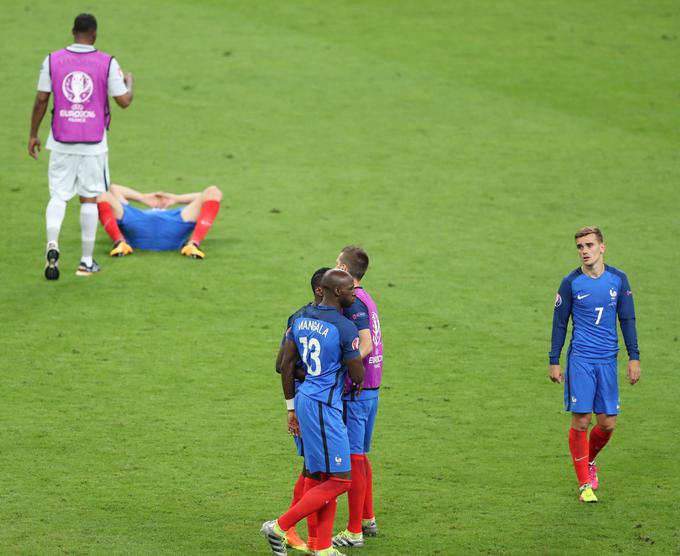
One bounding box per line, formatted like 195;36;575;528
28;91;50;159
549;364;562;384
627;360;641;385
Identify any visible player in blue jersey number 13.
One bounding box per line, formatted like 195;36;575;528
262;269;364;556
549;226;641;503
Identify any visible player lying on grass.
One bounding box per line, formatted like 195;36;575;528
97;183;221;259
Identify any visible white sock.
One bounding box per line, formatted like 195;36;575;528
80;203;98;264
46;198;67;249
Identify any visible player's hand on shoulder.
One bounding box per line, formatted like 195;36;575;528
627;360;641;385
549;365;562;384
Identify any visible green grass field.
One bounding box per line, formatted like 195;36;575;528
1;1;679;554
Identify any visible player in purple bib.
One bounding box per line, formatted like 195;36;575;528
332;245;383;547
49;48;112;144
28;13;134;279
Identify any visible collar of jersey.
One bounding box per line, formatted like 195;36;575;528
67;44;96;52
315;304;338;311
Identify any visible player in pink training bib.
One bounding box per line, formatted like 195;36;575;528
28;13;134;279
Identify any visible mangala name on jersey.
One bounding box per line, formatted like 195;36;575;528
296;319;330;337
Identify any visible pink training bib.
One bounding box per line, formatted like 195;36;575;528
50;48;112;143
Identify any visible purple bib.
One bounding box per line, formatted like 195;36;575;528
346;288;383;391
50;48;112;143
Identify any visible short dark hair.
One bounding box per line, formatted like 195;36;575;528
339;245;369;280
575;226;604;243
311;267;331;293
73;13;97;34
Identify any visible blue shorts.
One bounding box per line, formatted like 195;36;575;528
565;355;619;415
343;395;379;454
295;393;350;474
118;204;195;251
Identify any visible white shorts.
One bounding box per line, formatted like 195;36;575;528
48;151;109;201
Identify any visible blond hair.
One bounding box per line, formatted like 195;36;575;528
575;226;603;243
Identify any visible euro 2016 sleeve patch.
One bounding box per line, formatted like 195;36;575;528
352;337;360;351
555;293;562;308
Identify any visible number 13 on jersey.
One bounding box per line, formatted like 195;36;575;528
300;336;322;376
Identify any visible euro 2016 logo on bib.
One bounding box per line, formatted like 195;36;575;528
371;313;382;346
62;71;94;103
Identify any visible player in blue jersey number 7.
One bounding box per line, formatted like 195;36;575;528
549;226;641;503
262;269;365;556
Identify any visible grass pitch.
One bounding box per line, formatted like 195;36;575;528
1;1;679;554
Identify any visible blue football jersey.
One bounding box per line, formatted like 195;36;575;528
550;265;639;363
286;305;361;409
343;297;370;331
281;303;314;387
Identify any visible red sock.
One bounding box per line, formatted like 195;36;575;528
362;456;374;520
347;454;367;533
278;477;350;532
189;200;220;245
589;426;613;462
568;428;589;486
315;494;338;551
97;202;123;243
285;473;306;534
303;477;322;551
289;473;305;509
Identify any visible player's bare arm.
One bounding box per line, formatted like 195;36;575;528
549;364;562;384
627;360;641;385
280;340;300;435
156;192;201;206
113;72;134;108
280;340;299;401
275;344;284;374
358;328;372;359
109;184;162;208
28;91;50;159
